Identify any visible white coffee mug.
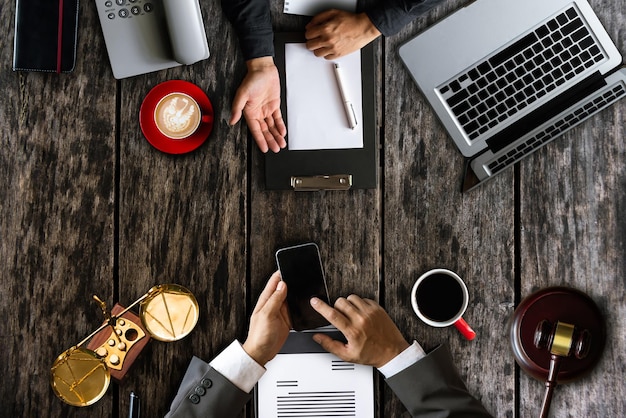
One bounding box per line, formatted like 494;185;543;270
411;268;476;340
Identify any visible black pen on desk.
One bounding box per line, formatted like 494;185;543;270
333;63;358;129
129;391;140;418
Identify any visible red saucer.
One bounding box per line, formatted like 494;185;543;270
140;80;214;154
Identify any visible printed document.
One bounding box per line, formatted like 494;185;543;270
256;352;374;417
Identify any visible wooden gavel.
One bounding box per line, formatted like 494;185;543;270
533;320;591;418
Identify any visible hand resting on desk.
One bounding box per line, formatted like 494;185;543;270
229;57;287;153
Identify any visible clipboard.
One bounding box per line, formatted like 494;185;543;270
265;33;377;191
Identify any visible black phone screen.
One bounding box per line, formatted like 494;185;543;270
276;243;331;331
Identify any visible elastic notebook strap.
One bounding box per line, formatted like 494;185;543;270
56;0;64;73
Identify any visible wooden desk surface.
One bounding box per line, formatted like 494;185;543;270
1;0;624;417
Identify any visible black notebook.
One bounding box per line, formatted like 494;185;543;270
13;0;79;73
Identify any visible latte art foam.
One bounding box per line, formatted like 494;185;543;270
154;93;201;139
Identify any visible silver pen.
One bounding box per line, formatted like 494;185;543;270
129;391;140;418
333;63;358;129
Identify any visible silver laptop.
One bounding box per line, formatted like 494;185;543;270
399;0;626;191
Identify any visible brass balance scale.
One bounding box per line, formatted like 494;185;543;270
50;284;199;406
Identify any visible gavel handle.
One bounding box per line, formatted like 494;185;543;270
540;354;561;418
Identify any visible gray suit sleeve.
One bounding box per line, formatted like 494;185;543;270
165;356;252;418
385;345;493;418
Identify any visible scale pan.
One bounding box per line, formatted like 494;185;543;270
140;284;199;342
50;347;110;406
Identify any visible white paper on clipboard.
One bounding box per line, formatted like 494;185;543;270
256;352;374;418
285;43;363;151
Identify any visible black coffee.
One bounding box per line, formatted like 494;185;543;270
415;273;464;322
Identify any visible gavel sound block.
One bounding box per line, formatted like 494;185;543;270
509;287;605;383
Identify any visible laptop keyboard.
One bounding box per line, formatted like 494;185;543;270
486;82;626;175
439;6;606;141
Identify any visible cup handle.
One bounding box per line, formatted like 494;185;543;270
454;317;476;340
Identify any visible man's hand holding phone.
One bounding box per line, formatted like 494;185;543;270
275;243;331;331
274;242;409;368
243;271;291;366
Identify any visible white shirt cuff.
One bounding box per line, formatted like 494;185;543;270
377;340;426;379
209;340;266;393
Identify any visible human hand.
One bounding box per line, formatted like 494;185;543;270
305;10;381;59
230;57;287;153
243;271;291;366
310;295;410;368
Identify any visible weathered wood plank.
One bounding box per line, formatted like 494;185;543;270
0;1;116;417
519;1;626;416
383;0;516;416
250;1;382;413
2;0;624;417
250;4;380;321
114;2;250;416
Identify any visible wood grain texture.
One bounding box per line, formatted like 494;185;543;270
1;0;624;417
114;2;250;416
251;3;380;299
248;7;383;417
0;1;116;417
518;1;626;416
382;0;515;416
250;3;380;309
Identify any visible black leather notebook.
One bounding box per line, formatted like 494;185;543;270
13;0;79;73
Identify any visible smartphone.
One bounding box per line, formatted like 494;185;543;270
275;243;331;331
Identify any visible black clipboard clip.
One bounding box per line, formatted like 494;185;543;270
290;175;352;191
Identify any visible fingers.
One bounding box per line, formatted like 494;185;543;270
248;113;286;153
264;112;287;149
310;295;375;328
248;118;287;152
272;109;287;138
306;9;340;29
334;296;362;318
304;29;334;58
229;88;247;126
252;271;284;314
305;10;340;58
312;333;349;358
262;279;287;315
310;297;351;330
309;46;335;59
248;121;270;153
345;294;369;309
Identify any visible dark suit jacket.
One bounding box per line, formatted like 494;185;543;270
386;345;492;417
165;344;492;417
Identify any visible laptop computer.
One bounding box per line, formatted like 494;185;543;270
399;0;626;191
